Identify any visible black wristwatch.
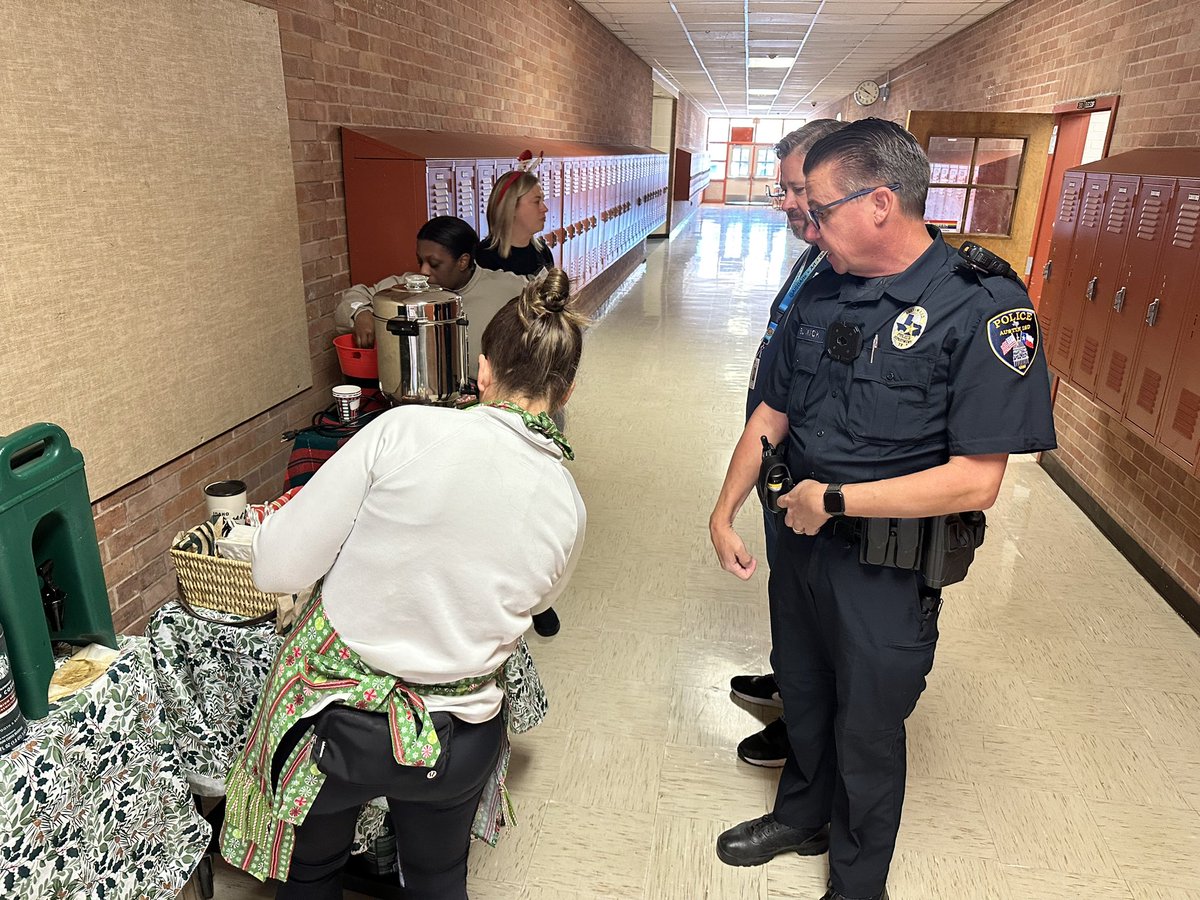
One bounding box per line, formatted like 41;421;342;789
823;483;846;517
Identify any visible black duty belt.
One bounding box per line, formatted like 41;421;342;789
828;513;986;589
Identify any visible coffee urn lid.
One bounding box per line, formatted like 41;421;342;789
373;274;462;320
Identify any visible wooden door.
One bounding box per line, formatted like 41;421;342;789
1027;114;1090;306
907;110;1055;274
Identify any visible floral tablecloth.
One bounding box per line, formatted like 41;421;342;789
0;636;210;899
144;601;388;852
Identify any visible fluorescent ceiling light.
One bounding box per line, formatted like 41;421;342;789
748;57;796;68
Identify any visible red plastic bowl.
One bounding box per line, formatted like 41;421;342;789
333;333;378;379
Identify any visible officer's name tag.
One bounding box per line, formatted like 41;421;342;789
797;325;826;344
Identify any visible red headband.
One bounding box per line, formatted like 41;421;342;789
493;171;524;207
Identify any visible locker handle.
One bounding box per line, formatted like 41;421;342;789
1085;276;1098;301
1113;287;1126;312
1042;260;1052;281
1145;298;1160;327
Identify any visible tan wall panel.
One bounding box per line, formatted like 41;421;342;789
0;0;310;499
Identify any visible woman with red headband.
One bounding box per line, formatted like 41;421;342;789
476;170;553;277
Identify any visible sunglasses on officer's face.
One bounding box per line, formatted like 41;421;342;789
805;182;902;231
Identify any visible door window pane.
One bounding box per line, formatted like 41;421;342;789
925;187;967;232
708;141;728;161
965;188;1016;235
928;137;973;184
973;138;1024;186
708;118;730;142
727;145;752;178
753;146;776;179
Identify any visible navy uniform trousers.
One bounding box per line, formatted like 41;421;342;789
769;520;941;899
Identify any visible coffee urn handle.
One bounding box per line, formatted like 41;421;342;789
387;318;420;337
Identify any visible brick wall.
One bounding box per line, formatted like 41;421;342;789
810;0;1200;605
90;0;653;632
675;93;708;152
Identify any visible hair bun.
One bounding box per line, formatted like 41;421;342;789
522;268;572;319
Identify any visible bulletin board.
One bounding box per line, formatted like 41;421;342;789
0;0;311;499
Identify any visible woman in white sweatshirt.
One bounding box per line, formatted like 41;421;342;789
222;270;586;900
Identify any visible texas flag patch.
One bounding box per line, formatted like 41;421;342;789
987;308;1040;376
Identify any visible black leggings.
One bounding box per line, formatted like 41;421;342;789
274;710;503;900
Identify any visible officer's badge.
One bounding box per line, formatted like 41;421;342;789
891;306;928;349
987;308;1040;375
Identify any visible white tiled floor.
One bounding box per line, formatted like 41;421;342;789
210;206;1200;899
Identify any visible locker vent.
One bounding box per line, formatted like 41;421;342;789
1172;197;1199;249
1171;388;1200;440
1056;326;1075;362
1104;351;1127;394
1079;337;1099;375
1057;181;1081;224
1136;367;1162;414
1080;187;1106;229
1105;191;1133;234
1136;194;1165;241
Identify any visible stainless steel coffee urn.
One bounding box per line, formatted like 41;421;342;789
373;275;470;404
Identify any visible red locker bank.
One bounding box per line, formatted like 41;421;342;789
1038;148;1200;474
341;128;669;307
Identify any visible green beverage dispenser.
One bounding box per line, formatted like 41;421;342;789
0;424;117;719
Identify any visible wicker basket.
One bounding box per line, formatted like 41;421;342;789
169;546;281;618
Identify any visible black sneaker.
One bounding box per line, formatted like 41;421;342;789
737;717;789;768
729;673;783;708
820;889;889;900
532;607;560;637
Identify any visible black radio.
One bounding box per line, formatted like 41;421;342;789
957;241;1016;280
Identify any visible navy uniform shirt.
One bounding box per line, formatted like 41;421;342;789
746;244;827;421
762;229;1057;485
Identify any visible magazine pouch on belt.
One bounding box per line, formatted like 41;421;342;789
859;512;986;588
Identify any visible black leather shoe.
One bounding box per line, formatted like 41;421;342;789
820;887;889;900
716;814;829;867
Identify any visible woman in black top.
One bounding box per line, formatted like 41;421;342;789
477;170;554;277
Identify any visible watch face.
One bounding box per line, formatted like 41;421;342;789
854;80;880;106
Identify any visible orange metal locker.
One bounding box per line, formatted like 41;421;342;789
1037;172;1086;356
1070;175;1139;395
1048;174;1108;378
1150;178;1200;469
1095;177;1175;416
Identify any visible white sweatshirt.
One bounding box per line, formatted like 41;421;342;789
251;404;585;722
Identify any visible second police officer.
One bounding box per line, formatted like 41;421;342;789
708;118;1057;900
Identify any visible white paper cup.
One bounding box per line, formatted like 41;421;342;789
332;385;362;422
204;479;248;518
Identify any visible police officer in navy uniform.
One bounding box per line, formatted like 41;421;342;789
708;118;1057;900
730;118;847;768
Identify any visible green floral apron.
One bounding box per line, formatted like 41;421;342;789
220;593;517;883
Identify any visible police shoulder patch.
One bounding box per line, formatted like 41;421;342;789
987;307;1040;376
891;306;928;350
